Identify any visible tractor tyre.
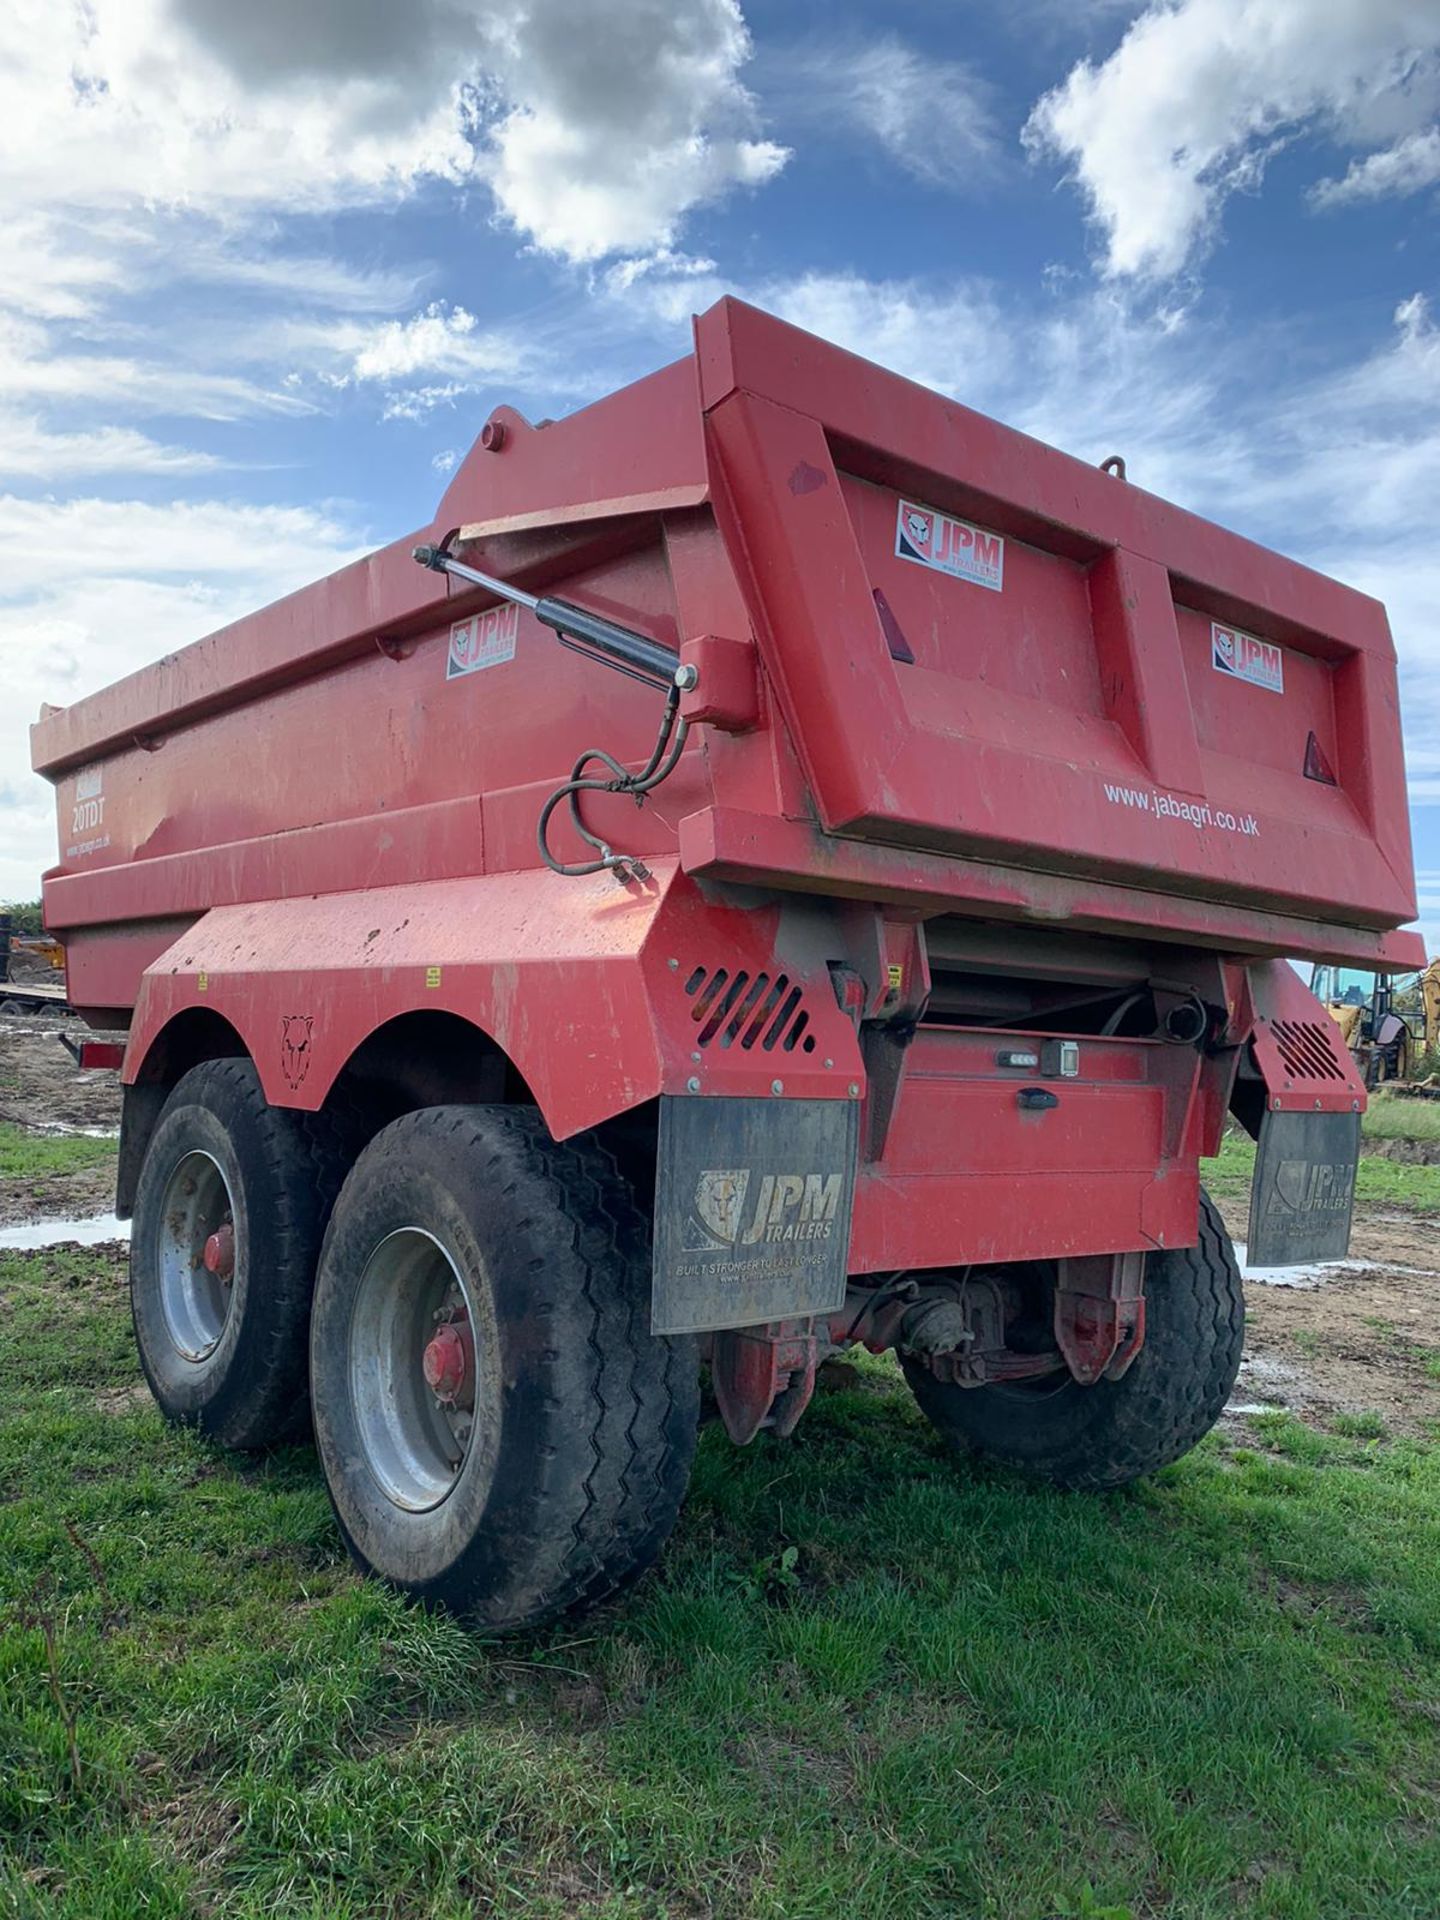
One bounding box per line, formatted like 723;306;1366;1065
902;1192;1244;1490
130;1058;351;1449
308;1105;699;1631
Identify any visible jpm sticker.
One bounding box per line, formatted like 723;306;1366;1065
447;602;518;679
895;498;1004;593
653;1097;858;1334
1212;620;1283;694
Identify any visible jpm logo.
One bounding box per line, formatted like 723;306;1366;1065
685;1168;843;1252
1211;620;1284;694
894;497;1004;593
1266;1158;1355;1217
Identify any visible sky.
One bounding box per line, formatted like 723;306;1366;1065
1;0;1438;951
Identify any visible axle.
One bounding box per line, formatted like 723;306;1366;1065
705;1259;1147;1446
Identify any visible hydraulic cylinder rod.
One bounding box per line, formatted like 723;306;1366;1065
413;544;682;688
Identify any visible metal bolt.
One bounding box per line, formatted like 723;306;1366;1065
691;1050;701;1062
771;1079;784;1096
667;957;679;970
687;1076;701;1093
848;1083;861;1098
1314;1099;1322;1111
824;1058;833;1069
674;663;699;692
1272;1096;1282;1110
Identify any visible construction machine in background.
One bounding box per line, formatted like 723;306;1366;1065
1309;958;1440;1088
0;910;68;1011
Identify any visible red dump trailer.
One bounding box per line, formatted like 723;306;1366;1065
33;299;1421;1627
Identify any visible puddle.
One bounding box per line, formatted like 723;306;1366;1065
1226;1350;1310;1415
0;1213;131;1250
21;1121;120;1140
1235;1241;1439;1289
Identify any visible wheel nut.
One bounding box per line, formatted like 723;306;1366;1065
202;1223;235;1279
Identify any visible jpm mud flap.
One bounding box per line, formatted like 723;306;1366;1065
652;1096;859;1335
1247;1109;1361;1267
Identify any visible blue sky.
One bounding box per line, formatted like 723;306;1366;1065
2;0;1438;950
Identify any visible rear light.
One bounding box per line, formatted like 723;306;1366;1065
827;964;868;1026
59;1035;125;1070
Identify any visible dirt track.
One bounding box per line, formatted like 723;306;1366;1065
1217;1195;1440;1436
0;1008;122;1226
0;1008;121;1133
1;1010;1436;1435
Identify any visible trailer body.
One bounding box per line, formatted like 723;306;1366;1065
29;302;1421;1613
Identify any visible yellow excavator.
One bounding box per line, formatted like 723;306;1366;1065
1309;958;1440;1088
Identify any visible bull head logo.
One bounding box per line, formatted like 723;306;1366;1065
903;508;932;552
686;1169;750;1250
280;1014;314;1089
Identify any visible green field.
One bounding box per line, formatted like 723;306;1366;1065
4;1219;1440;1920
0;1122;117;1183
1363;1092;1440;1144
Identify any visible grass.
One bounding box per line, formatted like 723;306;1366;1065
0;1122;117;1182
1202;1131;1440;1211
1331;1411;1388;1441
1362;1093;1440;1144
4;1246;1440;1919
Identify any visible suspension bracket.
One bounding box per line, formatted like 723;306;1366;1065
1052;1251;1147;1384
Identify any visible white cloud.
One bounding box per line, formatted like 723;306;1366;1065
1313;124;1440;206
181;247;430;314
346;304;526;385
1027;0;1440;278
760;35;1000;191
0;416;223;480
0;1;786;303
288;301;539;419
481;0;786;260
0;0;477;225
0;312;315;423
0;495;367;901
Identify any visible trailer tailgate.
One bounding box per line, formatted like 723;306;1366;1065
700;301;1415;937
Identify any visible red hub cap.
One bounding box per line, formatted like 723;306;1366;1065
422;1319;474;1406
202;1222;235;1280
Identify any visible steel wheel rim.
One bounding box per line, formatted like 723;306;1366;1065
157;1148;235;1362
348;1228;478;1512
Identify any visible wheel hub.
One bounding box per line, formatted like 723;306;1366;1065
422;1317;474;1408
202;1222;235;1280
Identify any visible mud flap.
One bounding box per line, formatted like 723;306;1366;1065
1247;1108;1360;1267
652;1096;858;1334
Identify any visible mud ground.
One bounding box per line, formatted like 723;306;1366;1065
0;1007;122;1226
1217;1195;1440;1438
1;1009;1436;1436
